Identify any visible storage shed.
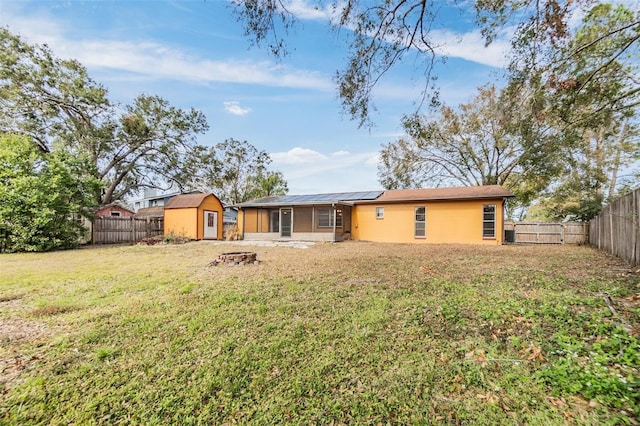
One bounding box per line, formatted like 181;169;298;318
163;193;224;240
95;203;135;218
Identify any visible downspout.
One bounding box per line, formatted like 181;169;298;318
502;198;507;245
241;207;245;237
332;203;337;242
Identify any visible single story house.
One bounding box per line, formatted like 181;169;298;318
236;185;514;244
164;193;224;240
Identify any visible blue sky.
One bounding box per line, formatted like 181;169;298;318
0;0;512;195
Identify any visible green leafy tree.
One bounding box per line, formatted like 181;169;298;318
187;139;287;204
232;1;638;127
0;28;209;205
233;1;445;127
99;94;208;204
0;134;100;252
524;4;640;220
378;85;565;205
248;170;288;199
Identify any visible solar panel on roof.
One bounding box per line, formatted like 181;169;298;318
237;190;384;206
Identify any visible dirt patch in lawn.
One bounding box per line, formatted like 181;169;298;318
1;299;57;392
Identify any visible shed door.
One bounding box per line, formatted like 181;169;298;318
204;210;218;239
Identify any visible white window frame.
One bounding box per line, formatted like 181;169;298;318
414;206;426;238
376;207;384;219
483;204;496;239
110;211;121;217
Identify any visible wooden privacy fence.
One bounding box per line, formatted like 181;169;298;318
93;217;164;244
504;222;589;244
589;188;640;266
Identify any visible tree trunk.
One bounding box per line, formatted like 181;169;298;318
608;121;629;200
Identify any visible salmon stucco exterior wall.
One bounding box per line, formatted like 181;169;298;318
165;208;198;239
351;199;506;244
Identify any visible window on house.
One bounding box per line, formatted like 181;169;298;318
110;211;121;217
483;205;496;238
415;207;426;238
376;207;384;219
317;208;342;228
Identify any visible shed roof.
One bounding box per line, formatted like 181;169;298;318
165;193;220;209
367;185;515;203
95;203;135;214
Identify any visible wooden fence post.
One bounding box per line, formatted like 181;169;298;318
631;191;640;265
609;208;614;253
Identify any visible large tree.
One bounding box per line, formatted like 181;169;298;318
187;139;288;205
234;0;448;127
378;85;565;205
524;4;640;220
0;134;100;252
232;1;639;127
0;28;208;205
99;94;208;204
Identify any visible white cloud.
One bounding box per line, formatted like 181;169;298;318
286;0;336;21
427;28;511;69
270;147;381;193
224;101;252;116
271;147;329;165
2;10;333;91
365;153;380;166
285;0;511;68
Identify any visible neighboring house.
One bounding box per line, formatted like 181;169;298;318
164;193;224;240
94;203;135;218
236;185;515;244
130;189;185;212
223;207;238;225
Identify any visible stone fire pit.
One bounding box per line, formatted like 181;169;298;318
210;251;258;266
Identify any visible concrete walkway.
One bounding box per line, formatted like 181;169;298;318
199;240;316;249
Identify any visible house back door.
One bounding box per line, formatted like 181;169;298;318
204;210;218;239
280;208;292;238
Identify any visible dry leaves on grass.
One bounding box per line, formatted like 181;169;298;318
465;349;488;367
520;344;544;364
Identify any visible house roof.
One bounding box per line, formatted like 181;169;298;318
363;185;515;204
165;193;221;209
135;206;165;217
236;191;384;207
237;185;514;208
95;203;135;214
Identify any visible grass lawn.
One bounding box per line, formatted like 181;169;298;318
0;241;638;424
